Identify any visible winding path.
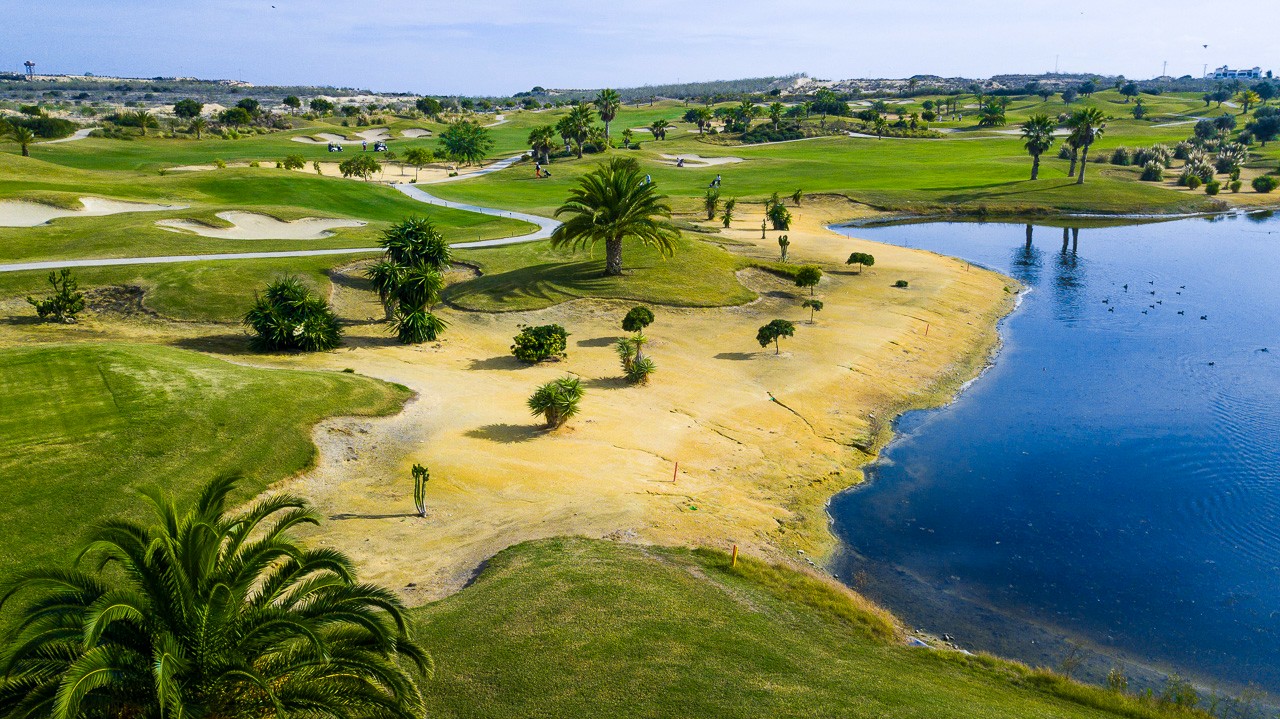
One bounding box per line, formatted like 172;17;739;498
0;155;556;273
38;128;97;144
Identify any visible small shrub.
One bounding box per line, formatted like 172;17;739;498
248;160;260;168
1252;175;1278;193
1139;161;1164;182
1230;180;1242;193
621;306;654;333
243;275;343;352
1183;174;1202;190
214;158;226;169
511;324;569;363
767;202;792;231
1205;179;1221;195
282;154;305;170
527;376;584;428
27;268;85;324
894;279;910;288
1108;147;1132;166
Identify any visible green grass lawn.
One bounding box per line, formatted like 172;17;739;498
413;538;1204;719
449;232;761;312
0;343;410;578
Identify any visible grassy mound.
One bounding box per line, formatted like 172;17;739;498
0;343;409;577
413;538;1203;719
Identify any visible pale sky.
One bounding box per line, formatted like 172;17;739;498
10;0;1275;95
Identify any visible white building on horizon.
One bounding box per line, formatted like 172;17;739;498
1209;66;1262;80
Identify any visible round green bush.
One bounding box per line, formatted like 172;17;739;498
1205;180;1221;195
511;324;569;363
1252;175;1278;193
894;280;910;288
1185;175;1202;190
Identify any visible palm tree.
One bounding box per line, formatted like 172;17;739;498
768;102;785;130
621;128;633;149
527;125;556;164
565;104;594;158
694;107;712;134
1235;90;1261;115
6;125;35;157
0;475;429;719
1020;114;1057;180
872;115;888;139
189;116;208;140
551;157;679;276
977;100;1006;127
594;88;621;139
1067;107;1106;185
649;118;670;140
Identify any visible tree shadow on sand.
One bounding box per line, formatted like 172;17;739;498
577;335;621;348
465;423;543;443
328;512;420;521
714;351;756;361
468;355;526;370
583;375;629;390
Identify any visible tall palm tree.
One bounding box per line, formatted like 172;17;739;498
551;157;679;276
527;125;556;164
6;126;35;157
0;476;429;719
694;107;712;134
566;104;594;158
1235;90;1261;115
649;118;670;140
594;88;621;139
1020;114;1057;180
189;116;208;140
768;102;785;130
1067;107;1106;185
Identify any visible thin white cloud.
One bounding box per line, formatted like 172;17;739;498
10;0;1274;93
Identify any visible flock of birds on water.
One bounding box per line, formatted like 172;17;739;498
1101;281;1202;318
1097;279;1268;364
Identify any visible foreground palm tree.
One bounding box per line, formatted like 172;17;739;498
1067;107;1106;185
6;126;35;156
189;116;208;140
551;157;679;276
0;475;429;719
649;118;670;140
594;88;621;139
1020;114;1057;180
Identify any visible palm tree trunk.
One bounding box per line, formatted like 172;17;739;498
604;120;611;138
1077;144;1091;184
604;239;624;276
1030;153;1041;180
1068;149;1078;177
21;144;29;157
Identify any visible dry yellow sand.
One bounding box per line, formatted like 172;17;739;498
0;198;1013;604
270;198;1014;602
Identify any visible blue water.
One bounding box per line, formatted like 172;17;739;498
829;213;1280;695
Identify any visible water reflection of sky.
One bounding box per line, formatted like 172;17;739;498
829;213;1280;696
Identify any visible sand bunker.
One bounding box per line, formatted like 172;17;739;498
291;129;393;145
0;197;185;227
156;211;365;240
401;128;432;138
659;153;744;167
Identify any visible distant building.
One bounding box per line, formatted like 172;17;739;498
1209;66;1262;80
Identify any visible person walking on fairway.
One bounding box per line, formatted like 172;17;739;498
362;139;368;151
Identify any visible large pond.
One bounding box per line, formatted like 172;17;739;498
829;213;1280;697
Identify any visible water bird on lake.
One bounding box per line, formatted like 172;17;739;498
1208;362;1215;366
1102;298;1109;304
1142;310;1149;314
1108;307;1115;312
1150;290;1156;295
1178;311;1185;315
1123;284;1129;291
1201;315;1208;320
